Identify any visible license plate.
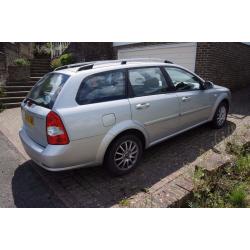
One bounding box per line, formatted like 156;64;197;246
25;112;34;127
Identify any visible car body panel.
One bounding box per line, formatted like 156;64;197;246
128;92;180;142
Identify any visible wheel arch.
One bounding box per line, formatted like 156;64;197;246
209;94;230;121
95;121;149;164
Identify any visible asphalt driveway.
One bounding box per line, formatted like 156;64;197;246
0;86;249;207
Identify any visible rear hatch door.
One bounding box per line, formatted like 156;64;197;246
21;72;70;147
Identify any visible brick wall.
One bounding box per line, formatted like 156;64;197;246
195;42;250;90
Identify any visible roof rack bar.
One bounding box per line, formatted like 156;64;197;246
54;62;93;71
55;58;174;71
117;58;173;64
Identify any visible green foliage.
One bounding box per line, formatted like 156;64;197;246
51;53;73;69
187;143;250;208
60;53;73;65
51;58;62;69
119;198;130;207
226;141;242;156
13;58;30;66
235;154;250;178
229;184;247;207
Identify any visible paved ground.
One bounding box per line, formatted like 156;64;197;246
0;87;249;207
0;131;65;207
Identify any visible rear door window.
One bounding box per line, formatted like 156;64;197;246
128;67;169;97
27;73;69;108
76;71;126;105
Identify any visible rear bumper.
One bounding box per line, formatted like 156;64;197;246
19;128;99;171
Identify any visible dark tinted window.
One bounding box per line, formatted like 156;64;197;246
27;73;69;108
165;67;201;91
128;67;169;97
77;71;126;104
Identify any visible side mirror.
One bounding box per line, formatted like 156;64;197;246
202;81;213;90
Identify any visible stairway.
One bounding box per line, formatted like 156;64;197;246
1;57;51;109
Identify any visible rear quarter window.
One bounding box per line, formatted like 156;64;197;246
76;70;126;105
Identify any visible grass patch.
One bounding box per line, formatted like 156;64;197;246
119;198;130;207
187;143;250;208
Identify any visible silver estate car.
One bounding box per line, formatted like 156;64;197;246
19;59;231;175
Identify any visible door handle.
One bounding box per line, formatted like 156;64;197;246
182;96;191;102
136;103;150;109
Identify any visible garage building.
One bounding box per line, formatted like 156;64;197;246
113;42;250;90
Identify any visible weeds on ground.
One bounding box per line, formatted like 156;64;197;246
187;143;250;208
119;198;130;207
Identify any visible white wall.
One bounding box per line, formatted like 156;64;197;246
117;42;197;71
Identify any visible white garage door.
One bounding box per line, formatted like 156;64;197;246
117;43;197;71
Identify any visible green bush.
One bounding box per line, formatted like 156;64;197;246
229;184;247;207
51;53;73;69
51;58;62;69
60;53;73;65
13;58;30;66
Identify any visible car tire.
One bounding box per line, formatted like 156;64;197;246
211;101;228;129
104;134;143;176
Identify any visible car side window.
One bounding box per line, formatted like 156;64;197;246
128;67;169;97
165;67;202;91
77;71;126;104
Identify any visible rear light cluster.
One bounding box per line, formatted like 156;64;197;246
46;111;69;145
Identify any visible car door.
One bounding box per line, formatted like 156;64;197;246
128;67;180;143
164;66;213;130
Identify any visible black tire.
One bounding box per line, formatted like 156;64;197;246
104;134;143;176
211;101;228;129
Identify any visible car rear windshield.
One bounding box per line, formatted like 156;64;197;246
27;73;70;108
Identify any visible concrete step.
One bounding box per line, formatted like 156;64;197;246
2;86;33;91
31;64;51;68
31;58;50;62
30;69;50;73
29;76;42;80
31;62;50;66
6;81;34;86
4;91;29;97
31;64;51;67
2;102;21;109
30;72;47;77
0;96;25;103
31;59;50;62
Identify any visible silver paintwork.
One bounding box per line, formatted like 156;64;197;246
19;61;231;171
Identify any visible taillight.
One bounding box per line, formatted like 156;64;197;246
46;111;69;145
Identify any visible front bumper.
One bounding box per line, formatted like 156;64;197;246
19;128;98;171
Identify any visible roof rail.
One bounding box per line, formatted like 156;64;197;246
54;58;174;72
54;62;92;71
117;58;173;64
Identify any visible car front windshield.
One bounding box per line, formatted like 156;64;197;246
27;73;69;108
